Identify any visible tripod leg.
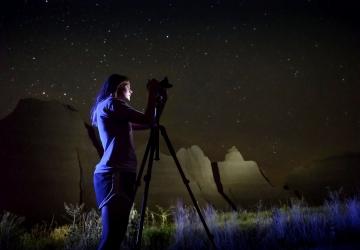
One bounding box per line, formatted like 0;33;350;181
134;131;152;196
136;129;156;250
154;125;160;160
159;125;217;250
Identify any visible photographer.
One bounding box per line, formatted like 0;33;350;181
90;74;159;250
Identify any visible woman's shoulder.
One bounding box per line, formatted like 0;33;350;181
100;97;133;112
107;97;129;107
99;97;124;107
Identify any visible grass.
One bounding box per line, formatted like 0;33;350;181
1;191;360;249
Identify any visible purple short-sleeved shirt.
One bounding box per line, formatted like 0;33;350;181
94;97;142;173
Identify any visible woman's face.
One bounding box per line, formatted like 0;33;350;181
115;81;133;101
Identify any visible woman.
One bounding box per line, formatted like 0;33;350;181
90;74;158;249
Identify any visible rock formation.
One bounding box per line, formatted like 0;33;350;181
139;145;289;210
133;147;207;209
0;98;99;220
215;146;288;208
284;152;360;204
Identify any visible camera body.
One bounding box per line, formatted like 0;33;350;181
148;77;172;122
158;77;172;89
147;77;172;104
147;77;172;91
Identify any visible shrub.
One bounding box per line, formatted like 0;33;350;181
0;211;25;250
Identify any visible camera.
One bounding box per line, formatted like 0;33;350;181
158;77;172;89
146;77;172;91
147;77;172;122
147;77;172;104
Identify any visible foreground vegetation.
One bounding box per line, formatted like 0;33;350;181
1;192;360;249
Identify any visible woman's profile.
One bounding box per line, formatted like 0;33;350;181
90;74;158;249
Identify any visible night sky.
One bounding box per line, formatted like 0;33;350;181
1;0;359;183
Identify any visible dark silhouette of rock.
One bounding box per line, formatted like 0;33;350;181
283;152;360;204
0;98;98;220
211;162;238;211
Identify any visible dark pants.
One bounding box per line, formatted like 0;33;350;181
94;171;136;250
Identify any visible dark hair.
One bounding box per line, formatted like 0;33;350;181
90;74;129;126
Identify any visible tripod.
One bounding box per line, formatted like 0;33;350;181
133;123;217;249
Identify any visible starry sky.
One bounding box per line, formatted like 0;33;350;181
1;0;359;182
